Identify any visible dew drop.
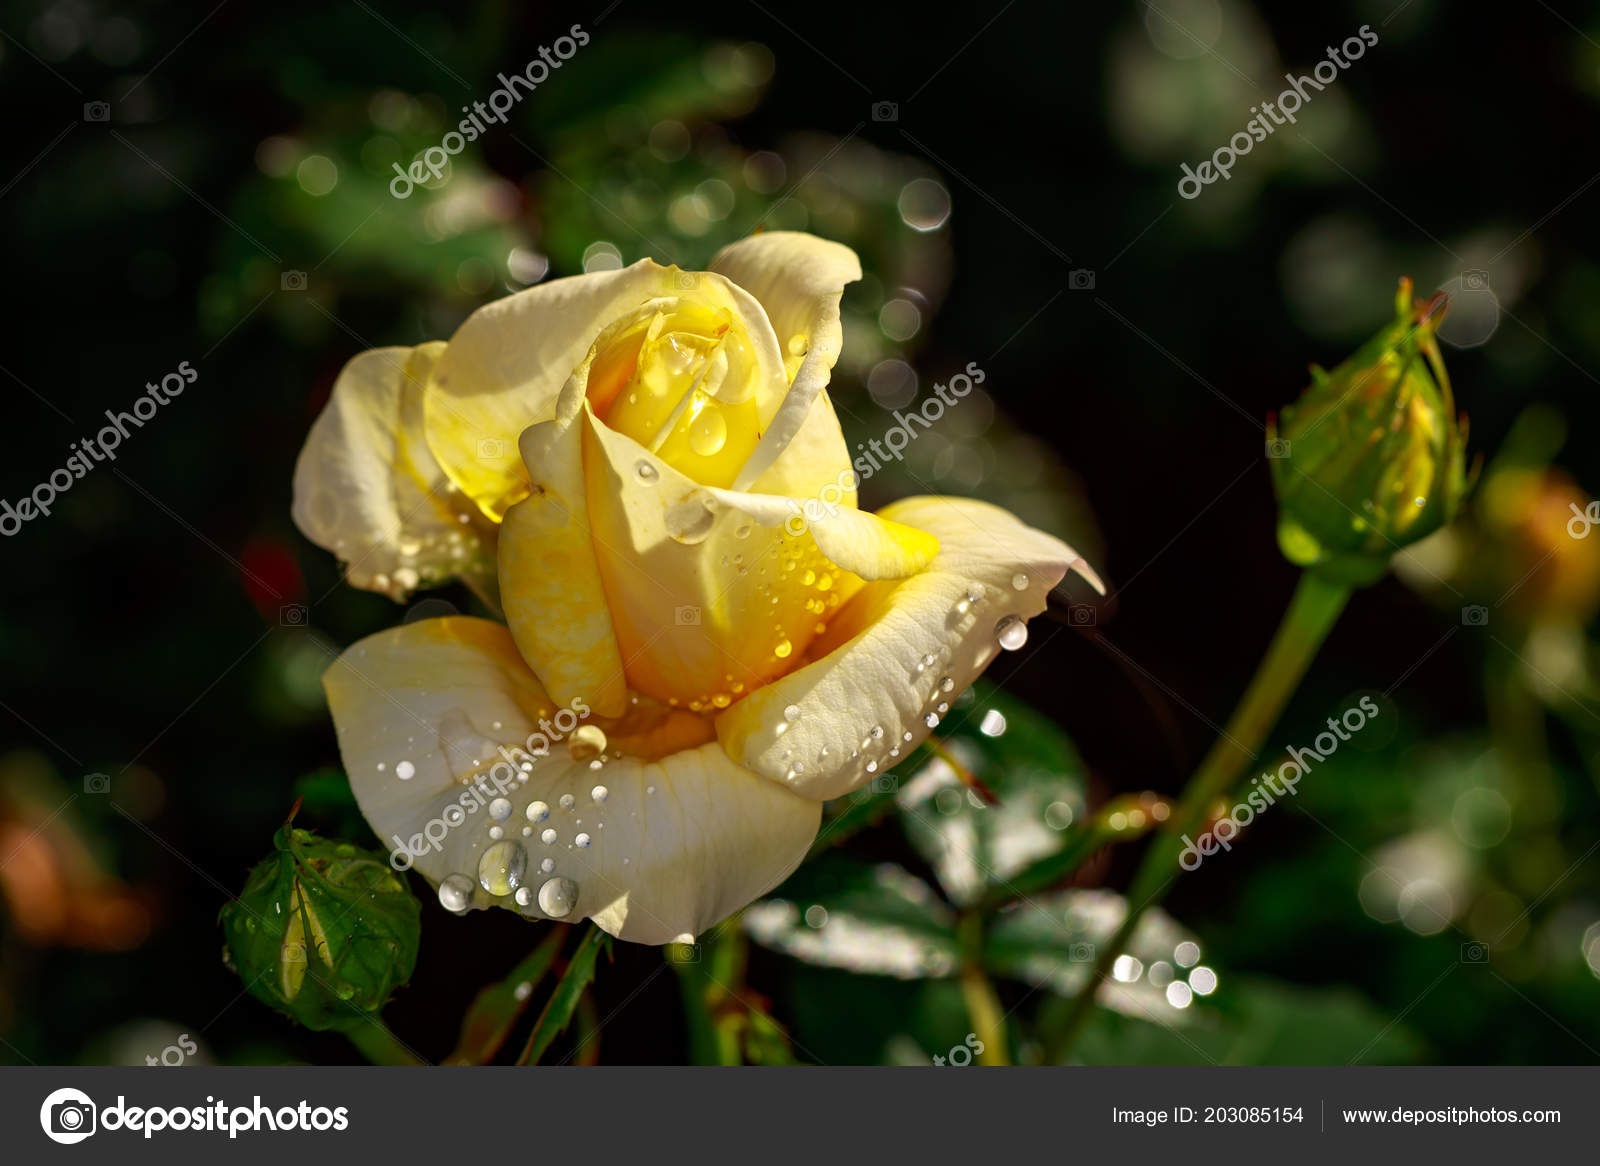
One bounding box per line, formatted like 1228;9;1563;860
541;828;558;844
940;676;955;692
539;858;555;874
774;639;792;659
438;873;474;913
526;800;550;823
783;703;801;722
591;784;609;803
666;499;716;544
575;832;592;848
1012;572;1029;591
395;760;416;780
559;793;576;811
514;886;534;907
568;724;608;760
634;460;659;485
488;797;512;822
688;403;728;457
996;615;1028;651
477;840;527;896
537;876;579;918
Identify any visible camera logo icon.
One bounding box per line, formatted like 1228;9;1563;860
1068;268;1096;291
83;102;110;122
1266;438;1291;459
84;772;111;794
1461;269;1491;291
870;772;898;795
674;605;701;626
1460;942;1489;965
1068;604;1097;626
280;269;307;292
666;942;702;964
870;100;898;122
673;271;698;290
40;1087;97;1144
279;603;308;627
477;437;511;460
1068;942;1096;963
1462;605;1489;626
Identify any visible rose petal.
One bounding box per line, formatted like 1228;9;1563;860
578;408;857;709
292;343;495;601
430;259;790;519
499;410;629;718
709;233;862;495
716;496;1101;800
326;617;819;944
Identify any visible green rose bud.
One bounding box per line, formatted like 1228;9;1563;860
219;807;420;1031
1268;278;1472;586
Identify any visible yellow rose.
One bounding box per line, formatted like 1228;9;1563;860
293;232;1100;944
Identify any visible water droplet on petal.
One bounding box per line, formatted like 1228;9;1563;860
568;725;608;760
575;832;591;848
477;840;527;896
438;873;474;913
395;760;416;780
783;703;801;722
996;615;1028;651
559;793;576;811
591;784;608;803
1011;572;1029;591
537;876;579;918
526;800;550;823
540;828;558;844
489;797;512;822
688;402;728;457
635;460;659;485
514;886;534;907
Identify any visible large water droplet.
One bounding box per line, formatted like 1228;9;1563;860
665;499;716;544
538;876;579;918
477;840;527;896
514;885;534;907
526;800;550;823
395;760;416;780
488;797;512;822
591;785;609;803
575;832;591;848
1011;572;1029;591
996;615;1028;651
540;828;558;844
438;873;474;913
688;402;728;457
568;725;608;761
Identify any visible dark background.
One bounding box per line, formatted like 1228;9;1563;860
3;0;1599;1065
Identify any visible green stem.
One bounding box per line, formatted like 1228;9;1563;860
342;1016;426;1066
957;914;1009;1066
1043;572;1351;1063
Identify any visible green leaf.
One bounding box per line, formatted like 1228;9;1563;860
985;889;1198;1022
1069;978;1426;1065
444;928;567;1065
516;925;609;1066
744;856;959;979
897;680;1090;906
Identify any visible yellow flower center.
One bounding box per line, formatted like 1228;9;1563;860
585;295;763;488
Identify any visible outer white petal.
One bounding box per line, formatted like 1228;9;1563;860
716;496;1102;801
292;343;494;601
710;232;861;495
326;617;819;945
